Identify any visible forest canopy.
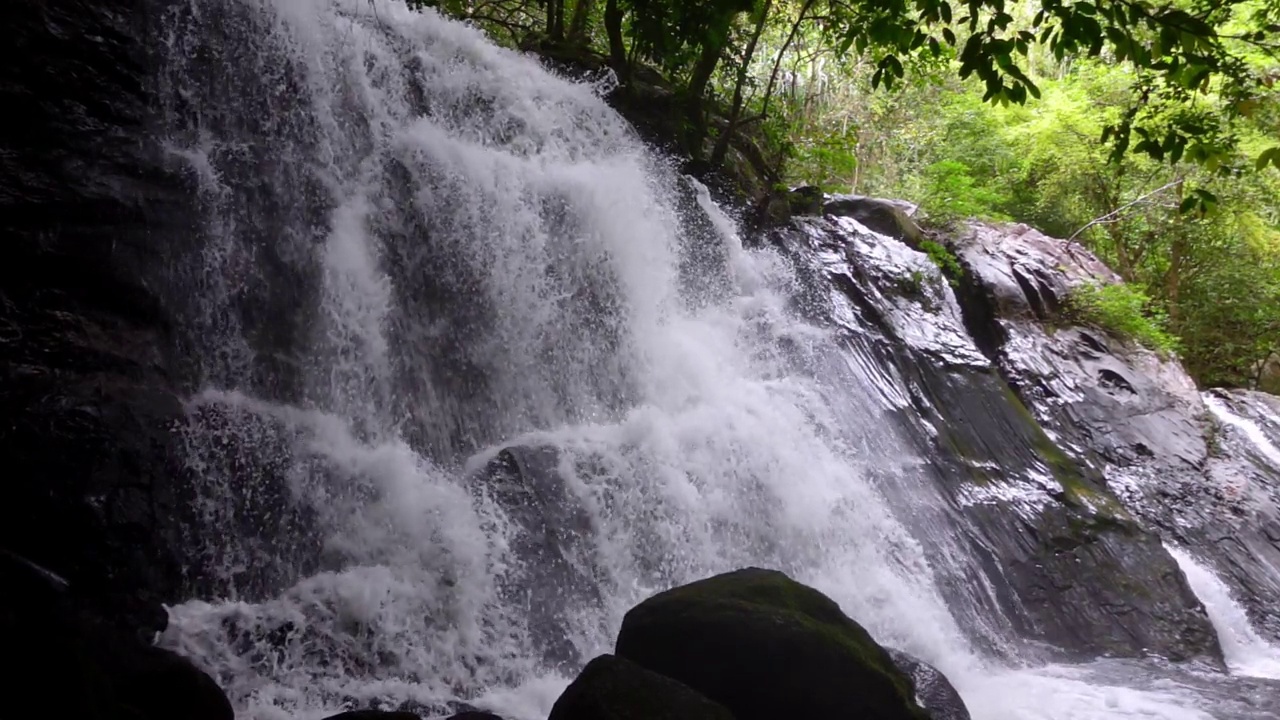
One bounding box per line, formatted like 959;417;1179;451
411;0;1280;390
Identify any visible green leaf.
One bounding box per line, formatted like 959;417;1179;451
943;27;956;45
1256;147;1280;171
887;54;904;77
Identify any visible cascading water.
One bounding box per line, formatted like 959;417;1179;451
150;1;1280;719
157;0;970;713
1205;394;1280;471
1167;546;1280;680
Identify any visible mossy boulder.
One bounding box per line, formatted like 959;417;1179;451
549;654;733;720
787;186;826;216
615;568;930;720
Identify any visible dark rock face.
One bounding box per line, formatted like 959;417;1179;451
2;0;200;639
549;654;734;720
472;445;602;670
1;2;240;715
1;550;233;720
446;712;506;720
615;568;930;720
949;222;1280;643
763;215;1223;663
787;185;825;216
887;649;971;720
320;707;424;712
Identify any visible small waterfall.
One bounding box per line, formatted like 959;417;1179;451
1167;546;1280;680
1205;394;1280;470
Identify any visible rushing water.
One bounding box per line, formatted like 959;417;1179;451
1205;394;1280;471
1168;546;1280;681
152;1;1280;718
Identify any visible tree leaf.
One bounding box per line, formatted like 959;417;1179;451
1256;147;1280;171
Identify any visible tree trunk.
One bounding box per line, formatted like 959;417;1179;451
547;0;565;40
683;23;732;162
710;0;772;169
761;0;817;120
1164;237;1184;321
568;0;595;43
605;0;628;83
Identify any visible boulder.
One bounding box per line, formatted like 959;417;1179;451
447;712;506;720
824;195;924;247
615;568;929;720
322;707;422;712
549;654;733;720
1;549;233;720
787;186;826;216
887;649;971;720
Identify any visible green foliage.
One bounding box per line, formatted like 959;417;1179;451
920;239;964;285
412;0;1280;174
918;160;1011;223
790;133;860;191
1065;282;1181;354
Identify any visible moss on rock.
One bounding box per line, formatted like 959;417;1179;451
615;568;929;720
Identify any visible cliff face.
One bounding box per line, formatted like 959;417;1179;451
1;0;203;636
950;221;1280;643
765;198;1280;662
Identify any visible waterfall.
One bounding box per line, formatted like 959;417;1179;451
1167;546;1280;680
1205;395;1280;470
148;1;1276;719
157;0;971;715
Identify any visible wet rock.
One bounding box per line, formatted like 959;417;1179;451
824;194;924;246
949;221;1280;642
787;185;825;216
616;568;929;720
1;0;204;642
0;549;233;720
322;707;422;712
446;712;506;720
887;649;970;720
763;217;1223;663
549;654;733;720
472;445;602;670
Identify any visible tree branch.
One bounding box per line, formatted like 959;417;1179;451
1068;178;1186;243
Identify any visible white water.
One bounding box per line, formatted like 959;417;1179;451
1205;395;1280;470
1168;546;1280;680
151;1;1271;718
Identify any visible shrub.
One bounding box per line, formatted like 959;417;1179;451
918;160;1010;225
1065;282;1180;355
919;239;963;286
